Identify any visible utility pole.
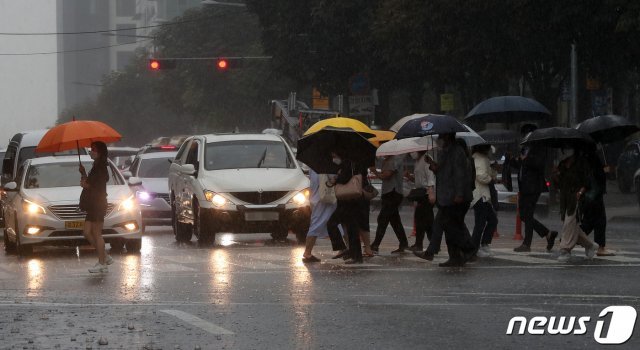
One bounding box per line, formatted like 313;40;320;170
570;43;578;127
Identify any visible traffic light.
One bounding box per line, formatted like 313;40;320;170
215;58;242;71
148;58;176;70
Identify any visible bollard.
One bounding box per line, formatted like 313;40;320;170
513;192;523;240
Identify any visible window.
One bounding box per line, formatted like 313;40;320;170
2;147;16;181
24;161;122;189
116;0;136;17
174;140;190;164
185;142;200;166
204;140;295;170
137;157;173;178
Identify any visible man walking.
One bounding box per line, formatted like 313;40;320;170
370;155;409;253
424;133;476;267
509;124;557;252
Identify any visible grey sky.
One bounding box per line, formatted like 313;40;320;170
0;0;57;148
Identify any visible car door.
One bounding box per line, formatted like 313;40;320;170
168;139;191;200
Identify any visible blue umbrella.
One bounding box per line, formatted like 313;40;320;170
394;114;467;139
465;96;551;123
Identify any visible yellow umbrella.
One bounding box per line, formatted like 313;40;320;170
368;130;396;147
303;116;375;137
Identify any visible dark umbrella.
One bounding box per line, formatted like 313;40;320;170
477;129;519;145
296;128;376;174
576;115;639;144
394;114;467;139
521;127;594;148
465;96;551;123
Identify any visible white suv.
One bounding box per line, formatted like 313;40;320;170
168;134;311;244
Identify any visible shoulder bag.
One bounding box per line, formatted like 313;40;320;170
318;174;337;204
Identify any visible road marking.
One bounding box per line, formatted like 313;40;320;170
239;252;290;261
161;255;210;264
452;292;640;299
596;255;640;263
491;254;558;264
152;263;196;272
229;261;285;269
159;309;234;335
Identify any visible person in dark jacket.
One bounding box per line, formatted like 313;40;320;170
509;124;558;252
80;141;113;273
424;133;476;267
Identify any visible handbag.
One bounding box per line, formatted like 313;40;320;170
362;184;379;200
335;174;363;200
407;187;427;201
79;188;90;212
318;174;337;204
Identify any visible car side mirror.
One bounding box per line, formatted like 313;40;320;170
180;164;196;175
122;171;132;179
128;177;142;186
3;182;17;191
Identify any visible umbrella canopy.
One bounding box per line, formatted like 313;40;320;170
36;120;122;153
296;129;376;173
376;136;435;157
303;116;375;138
477;129;519;145
576;115;640;144
521;127;594;148
394;114;467;139
389;113;443;132
368;130;396;147
465;96;551;123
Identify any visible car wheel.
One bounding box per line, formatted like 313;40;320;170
125;238;142;253
193;200;215;245
109;238;125;251
172;198;192;243
3;228;16;253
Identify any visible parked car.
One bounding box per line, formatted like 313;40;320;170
168;133;311;244
616;140;640;193
2;155;142;255
124;151;177;229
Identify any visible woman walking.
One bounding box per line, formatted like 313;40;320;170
470;144;498;257
302;169;338;263
80;141;113;273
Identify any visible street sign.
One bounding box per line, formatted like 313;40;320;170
440;93;454;111
349;95;373;116
312;88;329;110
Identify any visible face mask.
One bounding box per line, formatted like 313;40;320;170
332;157;342;165
410;152;418;160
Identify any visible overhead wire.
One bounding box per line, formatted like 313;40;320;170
0;39;153;56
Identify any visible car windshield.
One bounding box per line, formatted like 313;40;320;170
18;146;86;171
137;157;172;178
24;161;122;189
204;140;294;170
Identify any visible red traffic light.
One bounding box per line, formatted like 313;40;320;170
150;60;160;70
217;59;228;70
148;58;176;70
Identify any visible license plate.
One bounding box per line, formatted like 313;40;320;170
65;221;84;229
244;211;279;221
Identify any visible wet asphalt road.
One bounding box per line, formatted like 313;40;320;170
0;205;639;350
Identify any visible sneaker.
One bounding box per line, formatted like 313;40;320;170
513;244;531;253
105;255;114;265
557;250;571;262
88;262;108;273
585;244;598;259
476;246;490;258
482;245;492;257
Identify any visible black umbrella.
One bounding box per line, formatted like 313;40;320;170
296;128;376;173
394;114;467;139
477;129;519;145
576;115;640;144
521;127;594;148
465;96;551;123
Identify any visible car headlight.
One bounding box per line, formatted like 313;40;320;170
118;195;136;211
204;190;231;208
136;191;154;202
290;188;310;205
23;199;46;215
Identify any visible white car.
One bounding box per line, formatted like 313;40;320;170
2;156;142;255
124;151;177;228
168;133;311;244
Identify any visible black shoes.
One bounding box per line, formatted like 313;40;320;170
546;231;558;251
413;251;434;261
438;259;465;267
408;245;423;252
332;250;350;259
391;246;407;254
344;258;363;264
513;244;531;252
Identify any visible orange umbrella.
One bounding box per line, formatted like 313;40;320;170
36;120;122;154
368;130;396;147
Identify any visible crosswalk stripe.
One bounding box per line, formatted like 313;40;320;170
152;263;197;272
230;261;285;269
595;255;640;263
161;255;210;264
239;253;290;261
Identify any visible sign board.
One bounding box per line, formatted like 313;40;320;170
586;78;601;91
349;95;373;116
440;93;454;111
312;88;329;110
349;73;370;95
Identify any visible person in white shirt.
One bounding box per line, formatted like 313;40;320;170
404;151;436;252
471;144;498;257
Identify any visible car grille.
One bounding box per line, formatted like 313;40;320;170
49;229;118;237
156;193;170;203
48;204;115;220
229;191;289;205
